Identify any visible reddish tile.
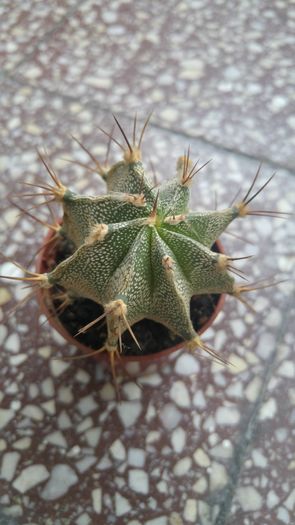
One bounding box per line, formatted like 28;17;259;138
8;0;295;169
0;82;294;524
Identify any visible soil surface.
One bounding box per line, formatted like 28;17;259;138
44;235;221;356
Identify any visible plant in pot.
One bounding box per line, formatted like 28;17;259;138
1;115;285;392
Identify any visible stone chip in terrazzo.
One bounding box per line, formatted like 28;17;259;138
9;354;28;366
169;380;190;408
259;397;277;420
84;426;101;448
193;447;211;468
41;377;55;397
277;507;290;524
139;372;162;386
183;498;197;522
40;464;78;500
146;430;161;444
266;489;280;508
0;325;8;346
227;354;248;374
4;332;20;353
127;448;146;468
173;457;192;477
284;488;295;511
210;440;233;459
75;369;91;384
44;430;67;448
75;513;92;525
99;382;116;401
193;390;206;409
0;408;15;429
77;394;98;415
12;437;32;450
209;462;228;491
236;486;263;512
96;454;112;471
37;346;51;359
41;399;56;415
193;477;207;494
159;403;182;430
109;438;126;461
49;359;71;377
76;456;97;474
245;377;262;402
0;451;20;482
122;381;142;400
170;426;186;454
252;449;268;468
76;416;93;433
128;469;149;494
13;464;50;493
91;487;102;514
117;401;142;427
256;332;276;359
277;360;295;378
0;287;12;305
21;404;44;421
57;410;72;430
57;385;74;404
174;353;199;375
215;405;240;426
115;492;131;517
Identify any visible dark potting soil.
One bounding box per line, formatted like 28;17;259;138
45;235;221;356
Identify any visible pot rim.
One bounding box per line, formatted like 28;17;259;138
36;229;225;362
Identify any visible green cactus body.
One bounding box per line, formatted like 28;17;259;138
2;116;280;387
46;138;242;372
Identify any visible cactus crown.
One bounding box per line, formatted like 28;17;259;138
2;115;285;388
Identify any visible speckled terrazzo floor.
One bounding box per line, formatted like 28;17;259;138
0;3;295;525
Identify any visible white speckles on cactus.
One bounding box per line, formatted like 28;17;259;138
46;128;242;373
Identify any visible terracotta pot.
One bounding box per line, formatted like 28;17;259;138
36;229;225;363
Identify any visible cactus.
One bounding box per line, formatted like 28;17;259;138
1;115;287;388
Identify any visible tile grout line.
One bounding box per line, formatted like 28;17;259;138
213;286;295;525
1;72;295;177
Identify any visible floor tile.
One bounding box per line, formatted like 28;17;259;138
8;0;295;169
0;84;294;523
